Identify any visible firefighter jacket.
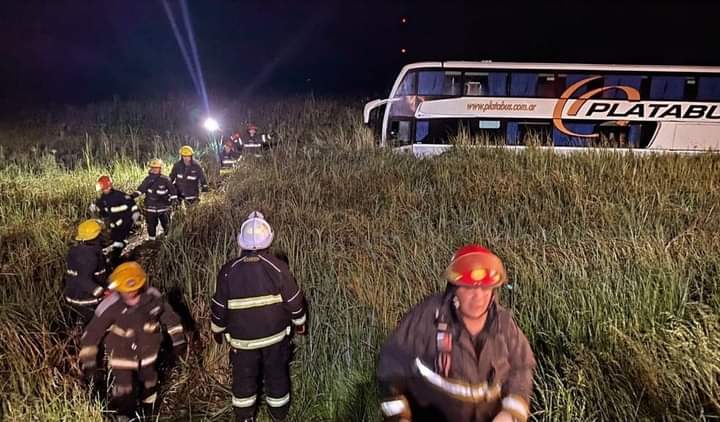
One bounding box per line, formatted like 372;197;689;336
219;147;241;167
240;133;270;155
210;250;306;350
95;189;138;231
169;159;208;200
377;293;536;422
79;287;185;372
64;240;108;307
135;173;178;212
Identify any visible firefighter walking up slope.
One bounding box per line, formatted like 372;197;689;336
64;219;109;324
170;146;209;205
377;245;536;422
90;175;139;265
210;211;307;422
133;159;178;240
79;261;186;420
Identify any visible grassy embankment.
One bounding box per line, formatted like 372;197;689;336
1;98;719;421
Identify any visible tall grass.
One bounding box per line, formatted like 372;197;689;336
1;99;719;421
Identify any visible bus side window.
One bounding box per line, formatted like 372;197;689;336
536;74;565;97
418;71;462;96
649;76;685;100
697;76;720;101
389;120;411;146
416;121;430;143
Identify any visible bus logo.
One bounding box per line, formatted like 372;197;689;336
552;76;641;138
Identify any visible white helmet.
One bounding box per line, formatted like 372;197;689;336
237;211;274;250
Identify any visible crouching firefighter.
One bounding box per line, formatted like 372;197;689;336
64;219;108;324
377;245;536;422
210;211;307;422
133;159;178;240
79;261;186;419
170;146;209;205
90;175;139;265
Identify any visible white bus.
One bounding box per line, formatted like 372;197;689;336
363;61;720;154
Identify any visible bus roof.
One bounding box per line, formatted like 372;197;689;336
399;61;720;74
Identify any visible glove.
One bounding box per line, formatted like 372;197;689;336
88;203;98;213
295;323;307;336
213;332;224;345
132;211;141;223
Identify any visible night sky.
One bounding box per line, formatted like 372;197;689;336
1;0;719;108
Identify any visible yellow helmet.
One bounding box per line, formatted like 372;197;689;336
179;145;194;157
149;158;164;169
108;261;147;293
76;219;102;241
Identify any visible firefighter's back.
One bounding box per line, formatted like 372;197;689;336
221;252;293;345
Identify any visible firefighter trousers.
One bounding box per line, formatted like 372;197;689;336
110;365;159;417
145;211;170;238
230;337;291;421
109;223;132;265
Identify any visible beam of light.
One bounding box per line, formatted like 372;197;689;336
160;0;201;98
203;117;220;132
179;0;209;114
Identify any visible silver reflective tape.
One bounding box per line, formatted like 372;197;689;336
228;294;282;310
381;399;407;417
266;393;290;407
232;394;257;408
110;205;129;213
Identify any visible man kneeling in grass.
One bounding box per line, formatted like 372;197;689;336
378;245;536;422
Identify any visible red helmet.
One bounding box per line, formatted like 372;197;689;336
246;123;258;131
95;175;113;192
230;132;241;141
444;245;507;289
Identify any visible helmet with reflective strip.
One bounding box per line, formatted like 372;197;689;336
237;211;274;250
149;158;164;169
108;261;147;293
179;145;194;157
96;175;113;192
76;219;102;241
444;245;507;289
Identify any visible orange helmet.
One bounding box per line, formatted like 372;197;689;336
95;175;113;192
444;245;507;289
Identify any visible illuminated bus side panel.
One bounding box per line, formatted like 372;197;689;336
373;63;720;151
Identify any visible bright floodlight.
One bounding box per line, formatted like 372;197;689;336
203;117;220;132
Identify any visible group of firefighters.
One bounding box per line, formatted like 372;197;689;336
63;129;536;421
219;123;273;168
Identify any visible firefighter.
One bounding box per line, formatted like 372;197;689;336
64;219;108;324
79;261;186;419
239;123;271;158
169;146;209;204
377;245;536;422
90;175;139;265
210;211;307;422
133;159;178;240
219;138;241;168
